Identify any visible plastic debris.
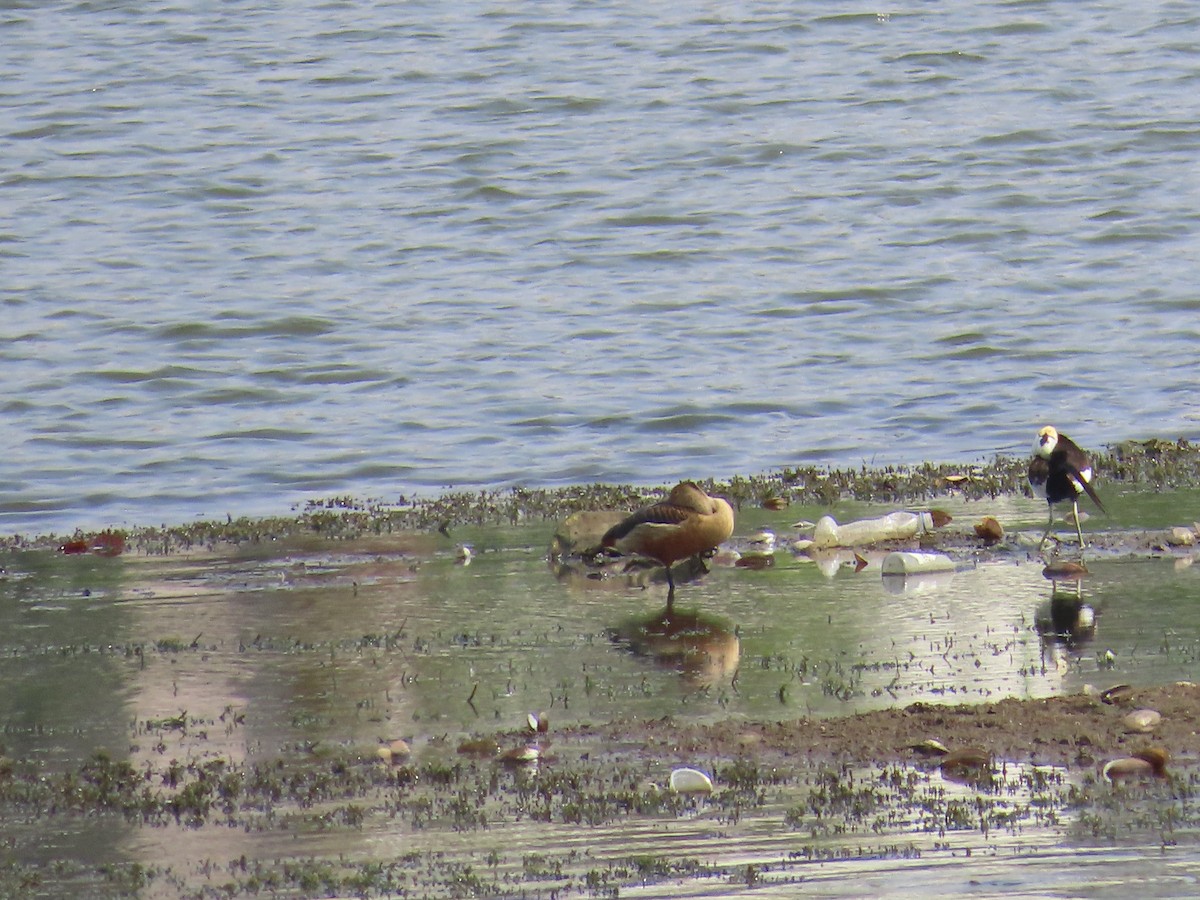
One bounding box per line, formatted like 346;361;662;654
810;510;946;549
880;551;955;576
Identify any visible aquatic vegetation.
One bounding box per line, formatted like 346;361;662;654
5;437;1197;555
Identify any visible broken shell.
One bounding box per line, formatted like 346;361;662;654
1103;747;1169;782
526;712;549;733
938;746;991;772
735;553;775;570
929;509;953;528
747;530;777;550
388;738;411;757
974;516;1004;543
908;738;950;757
377;739;411;764
1100;684;1134;706
668;767;714;794
1122;709;1162;733
499;745;539;765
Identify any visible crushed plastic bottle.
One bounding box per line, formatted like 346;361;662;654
880;551;956;576
810;511;936;549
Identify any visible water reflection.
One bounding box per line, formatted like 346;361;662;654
1036;563;1097;655
608;606;740;687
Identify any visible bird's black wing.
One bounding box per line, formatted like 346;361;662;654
1066;463;1106;513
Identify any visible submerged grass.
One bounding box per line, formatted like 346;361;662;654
2;739;1197;898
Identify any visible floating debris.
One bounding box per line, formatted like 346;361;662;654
668;767;714;794
880;551;955;576
810;510;947;549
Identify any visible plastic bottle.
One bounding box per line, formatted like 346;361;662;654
880;551;956;576
810;511;936;549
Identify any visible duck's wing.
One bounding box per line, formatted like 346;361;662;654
601;501;692;545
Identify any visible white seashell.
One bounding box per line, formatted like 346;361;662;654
668;767;714;794
1122;709;1162;733
747;530;776;551
1168;527;1195;547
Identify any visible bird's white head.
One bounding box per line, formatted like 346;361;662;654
1034;425;1059;458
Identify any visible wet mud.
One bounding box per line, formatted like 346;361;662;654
3;439;1200;897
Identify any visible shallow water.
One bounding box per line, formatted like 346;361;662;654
4;2;1200;535
2;490;1199;895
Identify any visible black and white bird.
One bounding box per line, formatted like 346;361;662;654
1028;426;1105;548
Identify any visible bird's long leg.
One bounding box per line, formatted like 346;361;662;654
1072;498;1084;547
664;565;676;612
1039;502;1055;550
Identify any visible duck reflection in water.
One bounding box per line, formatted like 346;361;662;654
609;606;740;687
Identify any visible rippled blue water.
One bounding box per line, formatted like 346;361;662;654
3;1;1199;535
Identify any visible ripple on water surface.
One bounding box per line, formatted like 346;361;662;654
3;3;1200;533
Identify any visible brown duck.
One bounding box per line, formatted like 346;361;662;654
600;482;734;609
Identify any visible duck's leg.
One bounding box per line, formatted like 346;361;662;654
664;565;676;612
